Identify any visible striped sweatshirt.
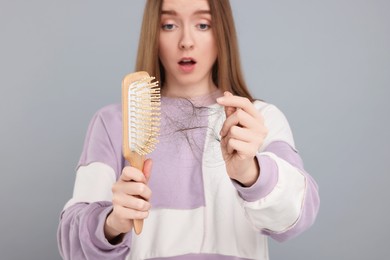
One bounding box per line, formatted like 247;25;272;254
58;90;320;260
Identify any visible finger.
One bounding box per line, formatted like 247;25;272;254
112;181;152;200
126;182;152;200
112;193;151;212
217;94;260;119
114;205;150;220
226;126;260;143
222;91;236;118
225;138;259;158
220;134;237;155
120;166;147;183
220;108;263;137
107;208;133;232
143;158;153;183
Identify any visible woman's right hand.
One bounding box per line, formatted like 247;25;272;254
104;159;153;242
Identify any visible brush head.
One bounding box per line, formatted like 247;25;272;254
122;71;160;160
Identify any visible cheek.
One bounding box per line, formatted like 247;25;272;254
211;42;218;60
158;36;171;59
203;37;218;62
158;41;166;60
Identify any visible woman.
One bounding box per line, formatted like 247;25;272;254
58;0;320;259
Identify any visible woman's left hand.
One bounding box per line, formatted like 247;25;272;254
217;91;268;186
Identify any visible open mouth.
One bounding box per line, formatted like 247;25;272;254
178;58;196;66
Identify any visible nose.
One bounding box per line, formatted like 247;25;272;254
179;26;194;50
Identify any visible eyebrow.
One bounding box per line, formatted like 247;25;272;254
161;9;211;16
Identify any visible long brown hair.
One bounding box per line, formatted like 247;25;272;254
135;0;254;101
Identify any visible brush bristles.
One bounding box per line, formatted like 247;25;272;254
128;76;160;155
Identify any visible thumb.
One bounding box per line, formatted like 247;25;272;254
143;158;153;183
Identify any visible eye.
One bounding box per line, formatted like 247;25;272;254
197;23;211;31
161;23;177;31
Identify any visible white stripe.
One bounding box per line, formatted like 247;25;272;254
200;163;267;259
128;208;205;259
64;162;116;209
240;152;306;233
254;100;296;151
127;197;267;259
201;104;268;259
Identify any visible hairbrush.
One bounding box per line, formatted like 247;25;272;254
122;71;160;235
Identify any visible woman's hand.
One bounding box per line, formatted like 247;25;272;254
217;92;268;187
104;159;153;242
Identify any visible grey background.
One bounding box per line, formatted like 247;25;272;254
0;0;389;259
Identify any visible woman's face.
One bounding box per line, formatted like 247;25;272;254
159;0;217;94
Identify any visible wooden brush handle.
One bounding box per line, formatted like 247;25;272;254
122;71;160;235
133;219;144;236
127;152;145;235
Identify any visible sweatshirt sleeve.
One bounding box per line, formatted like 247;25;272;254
232;103;320;242
57;202;131;259
57;105;131;259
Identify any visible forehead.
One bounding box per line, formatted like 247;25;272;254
161;0;210;14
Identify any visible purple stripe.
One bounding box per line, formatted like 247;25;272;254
58;202;131;259
148;98;210;209
258;141;320;242
148;253;252;260
76;97;221;210
233;141;308;202
264;141;304;170
232;154;279;202
77;104;124;176
233;140;306;202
